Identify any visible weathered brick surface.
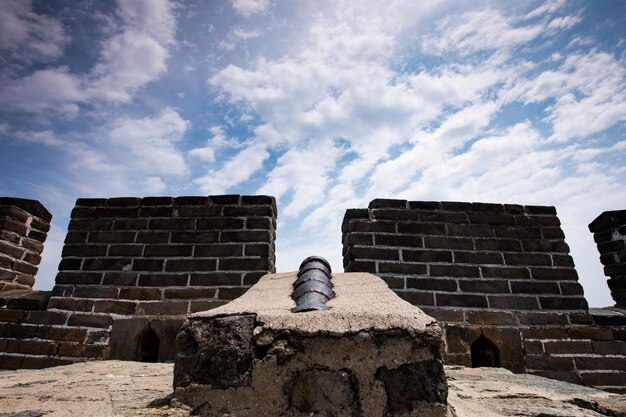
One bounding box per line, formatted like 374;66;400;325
589;210;626;308
343;199;626;391
0;199;51;291
1;195;276;369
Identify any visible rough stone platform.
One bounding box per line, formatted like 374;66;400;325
0;361;624;416
174;272;448;417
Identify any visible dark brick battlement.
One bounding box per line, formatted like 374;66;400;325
343;199;625;393
0;195;277;368
0;198;51;291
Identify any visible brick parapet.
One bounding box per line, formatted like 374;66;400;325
0;198;51;291
589;210;626;308
343;199;626;392
0;194;277;369
343;199;586;314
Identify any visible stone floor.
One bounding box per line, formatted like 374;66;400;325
0;361;624;416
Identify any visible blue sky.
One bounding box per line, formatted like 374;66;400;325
1;0;625;307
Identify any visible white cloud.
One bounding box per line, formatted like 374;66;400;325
188;147;216;162
548;15;581;30
86;0;175;103
87;31;168;102
108;108;189;176
115;0;176;44
1;0;176;115
0;0;69;63
421;8;545;55
231;0;270;18
143;176;167;194
523;0;566;20
189;126;240;163
259;139;341;217
0;67;83;118
14;130;65;147
194;142;269;193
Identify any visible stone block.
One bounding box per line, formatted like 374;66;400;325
369;199;409;209
574;356;626;371
119;287;162;300
475;238;522;251
136;301;188;316
430;265;480;278
101;272;137;286
136;231;170;243
465;310;518;325
458;279;510;294
375;234;423;247
174;272;447;417
218;258;269;271
196;244;243;257
396;290;435;306
447;224;494;237
197;218;244;230
518;312;568;325
454;251;504;265
436;293;487;308
420;307;464;322
94;300;137;315
133;259;165;271
171;231;219;243
371;209;421;221
504;253;552;266
531;267;579;280
190;272;242;286
217;287;249;300
568;326;614;340
481;266;530;279
137;274;187;287
543;340;593;354
72;286;119;299
223;206;273;217
580;372;626;386
407;278;457;292
397;222;446;235
488;295;539;310
424;236;474;250
163;288;217;299
67;313;114;328
88;231;136;243
525;354;575;371
23;311;67;325
112;218;149;230
403;249;452;263
379;262;427;275
346;220;396;234
542;227;565;239
510;281;560;294
108;244;143;256
539;296;588;310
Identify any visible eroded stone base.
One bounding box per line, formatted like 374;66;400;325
174;313;447;417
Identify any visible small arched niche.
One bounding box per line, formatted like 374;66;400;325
136;325;160;363
471;334;500;368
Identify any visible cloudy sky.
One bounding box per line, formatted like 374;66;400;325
1;0;625;306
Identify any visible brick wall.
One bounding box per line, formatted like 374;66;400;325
0;198;51;291
589;210;626;308
0;195;277;368
343;199;626;393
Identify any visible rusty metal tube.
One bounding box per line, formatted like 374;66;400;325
292;256;334;313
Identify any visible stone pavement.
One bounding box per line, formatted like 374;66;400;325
0;360;624;416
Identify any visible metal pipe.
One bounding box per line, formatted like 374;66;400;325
292;256;334;313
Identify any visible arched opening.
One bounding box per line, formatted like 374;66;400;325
471;334;500;368
136;325;160;363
